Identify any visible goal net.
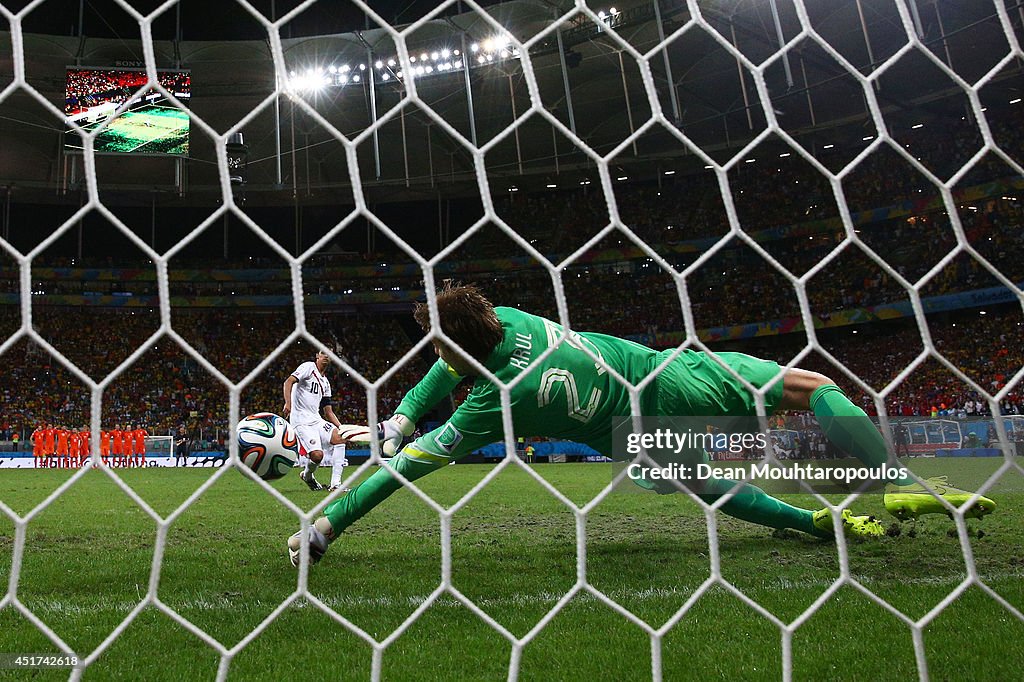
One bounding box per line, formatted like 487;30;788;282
0;0;1021;680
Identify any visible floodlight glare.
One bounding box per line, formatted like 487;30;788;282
470;43;479;52
441;49;450;58
375;60;383;69
431;51;439;60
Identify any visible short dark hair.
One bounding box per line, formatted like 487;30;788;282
414;282;503;362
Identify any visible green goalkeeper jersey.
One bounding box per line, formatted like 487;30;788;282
394;306;661;463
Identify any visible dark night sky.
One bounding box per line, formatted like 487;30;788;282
10;0;503;41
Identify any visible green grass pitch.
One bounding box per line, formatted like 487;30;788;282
73;105;189;155
1;459;1021;680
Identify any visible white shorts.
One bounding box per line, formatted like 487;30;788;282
294;420;336;458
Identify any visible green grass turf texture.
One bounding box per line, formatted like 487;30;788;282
79;106;189;155
1;458;1021;681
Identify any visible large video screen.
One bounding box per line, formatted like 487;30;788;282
64;68;191;155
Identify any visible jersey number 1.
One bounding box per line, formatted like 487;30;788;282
537;368;601;423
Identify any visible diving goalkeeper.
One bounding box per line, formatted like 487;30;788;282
289;283;995;566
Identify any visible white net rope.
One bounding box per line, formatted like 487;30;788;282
0;0;1021;680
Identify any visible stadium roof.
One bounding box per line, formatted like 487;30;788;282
0;0;1020;205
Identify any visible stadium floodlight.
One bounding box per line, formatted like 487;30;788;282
387;58;396;67
617;176;628;181
546;183;557;188
359;63;366;70
375;60;383;69
441;49;450;58
353;74;361;82
823;143;834;149
912;123;923;129
340;64;351;72
420;53;428;60
431;51;439;60
664;170;675;175
382;72;390;81
329;65;337;73
470;42;479;52
1011;97;1022;104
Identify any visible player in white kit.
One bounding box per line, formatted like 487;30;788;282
282;349;349;492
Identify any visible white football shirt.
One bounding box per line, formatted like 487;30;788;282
289;361;332;425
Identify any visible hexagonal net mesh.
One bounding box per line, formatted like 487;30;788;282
1;0;1022;680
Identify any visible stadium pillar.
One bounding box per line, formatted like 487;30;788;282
906;0;926;40
508;75;522;173
427;124;434;187
617;52;637;156
460;33;478;147
652;0;680;123
767;0;793;88
799;53;815;127
274;85;283;187
729;21;753;131
364;41;381;180
401;106;409;187
932;1;954;71
555;26;577;135
854;0;877;75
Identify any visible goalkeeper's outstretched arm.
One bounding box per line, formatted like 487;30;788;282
313;386;502;546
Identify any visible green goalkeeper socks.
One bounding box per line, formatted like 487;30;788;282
810;384;915;486
323;453;441;535
699;477;828;538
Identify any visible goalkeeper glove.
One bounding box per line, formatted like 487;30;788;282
335;414;414;457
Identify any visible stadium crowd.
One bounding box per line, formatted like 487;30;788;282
2;108;1020;448
0;302;1018;447
65;69;190;115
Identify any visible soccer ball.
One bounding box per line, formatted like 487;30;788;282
237;413;300;481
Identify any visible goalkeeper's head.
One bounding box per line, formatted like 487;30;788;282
414;281;502;376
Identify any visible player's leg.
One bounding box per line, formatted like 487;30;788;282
697;476;882;539
328;442;347;492
780;368;995;519
294;424;326;491
641;444;881;539
289;451;442;566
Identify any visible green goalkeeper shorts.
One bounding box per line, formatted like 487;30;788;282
653;349;785;417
